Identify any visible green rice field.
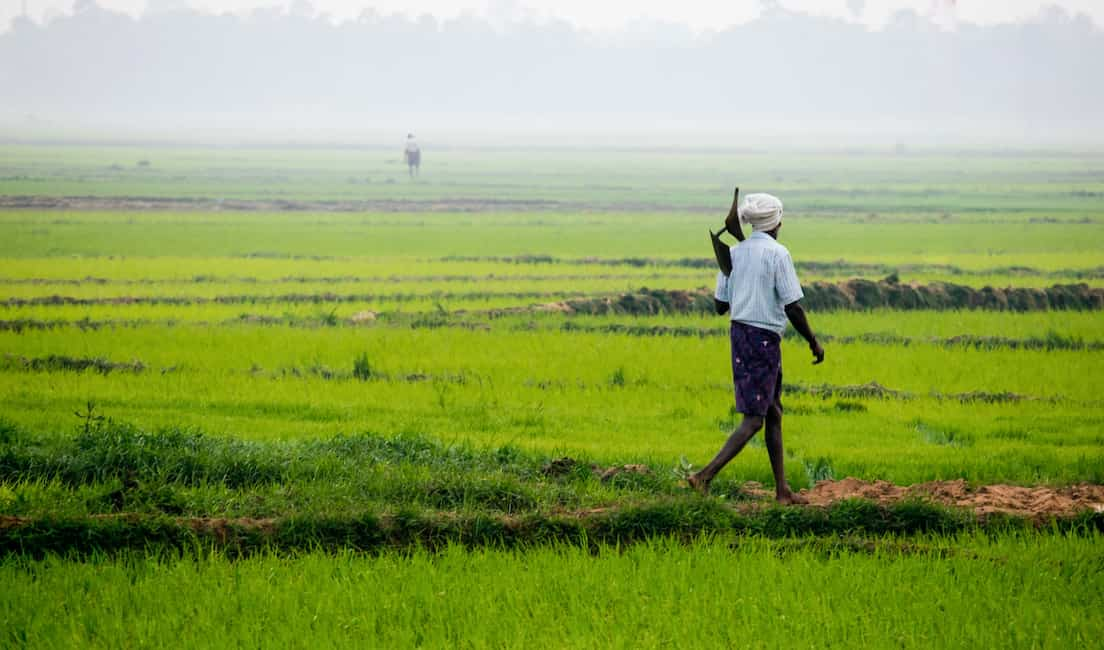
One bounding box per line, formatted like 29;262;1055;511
1;144;1102;647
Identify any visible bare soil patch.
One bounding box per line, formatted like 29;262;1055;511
0;515;27;530
799;478;1104;520
541;457;654;483
185;517;277;541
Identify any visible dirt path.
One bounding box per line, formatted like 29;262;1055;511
2;481;1100;533
797;478;1104;519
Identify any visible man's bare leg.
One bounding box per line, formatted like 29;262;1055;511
764;404;805;504
688;415;764;495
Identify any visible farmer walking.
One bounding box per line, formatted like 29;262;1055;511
404;133;421;178
689;192;824;504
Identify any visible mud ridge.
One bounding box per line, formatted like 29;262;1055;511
0;195;704;213
0;290;589;308
557;322;1104;351
7;282;1101;311
1;353;145;375
534;282;1104;314
442;255;1104;280
0;272;690;287
2;484;1100;558
3;316;1100;354
2;481;1100;526
778;380;1037;403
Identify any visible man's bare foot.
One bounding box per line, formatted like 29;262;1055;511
775;489;807;505
687;473;710;496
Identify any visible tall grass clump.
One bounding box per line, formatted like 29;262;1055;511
914;420;975;447
803;456;836;485
0;418;21;445
352;352;374;381
0;417;287;488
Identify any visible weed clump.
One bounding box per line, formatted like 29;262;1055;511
914;421;975;447
608;366;626;387
0;418;22;445
834;400;867;413
353;353;374;381
423;477;538;513
1;413;285;489
803;456;837;484
3;354;144;375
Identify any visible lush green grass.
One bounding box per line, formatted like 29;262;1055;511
3;210;1102;270
1;320;1102;487
2;145;1102;647
1;196;1099;488
5;302;1104;342
2;203;1103;488
3;420;1017;538
1;160;1101;477
3;534;1101;648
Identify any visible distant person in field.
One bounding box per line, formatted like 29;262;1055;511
404;133;421;178
689;192;825;504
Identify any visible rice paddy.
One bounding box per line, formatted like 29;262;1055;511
1;145;1102;647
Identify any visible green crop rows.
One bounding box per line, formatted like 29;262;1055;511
1;145;1102;647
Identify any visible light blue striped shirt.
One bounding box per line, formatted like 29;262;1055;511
714;232;804;336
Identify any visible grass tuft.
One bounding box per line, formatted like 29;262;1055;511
914;420;975;447
803;456;836;484
352;352;374;381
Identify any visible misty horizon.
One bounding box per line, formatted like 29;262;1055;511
1;1;1102;148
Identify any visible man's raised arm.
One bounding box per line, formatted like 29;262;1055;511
711;187;744;276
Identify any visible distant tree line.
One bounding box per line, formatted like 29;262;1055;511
1;2;1100;126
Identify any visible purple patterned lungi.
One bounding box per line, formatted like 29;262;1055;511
730;321;782;416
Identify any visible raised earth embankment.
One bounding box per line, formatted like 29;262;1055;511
544;280;1104;315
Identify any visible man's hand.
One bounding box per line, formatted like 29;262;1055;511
784;301;823;364
810;340;825;365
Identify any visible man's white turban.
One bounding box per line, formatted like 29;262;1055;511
739;193;784;232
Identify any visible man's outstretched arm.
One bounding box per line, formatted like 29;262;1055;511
784;301;825;364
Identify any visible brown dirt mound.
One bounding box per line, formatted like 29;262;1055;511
799;478;1104;519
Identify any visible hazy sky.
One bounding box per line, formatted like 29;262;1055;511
4;0;1103;31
